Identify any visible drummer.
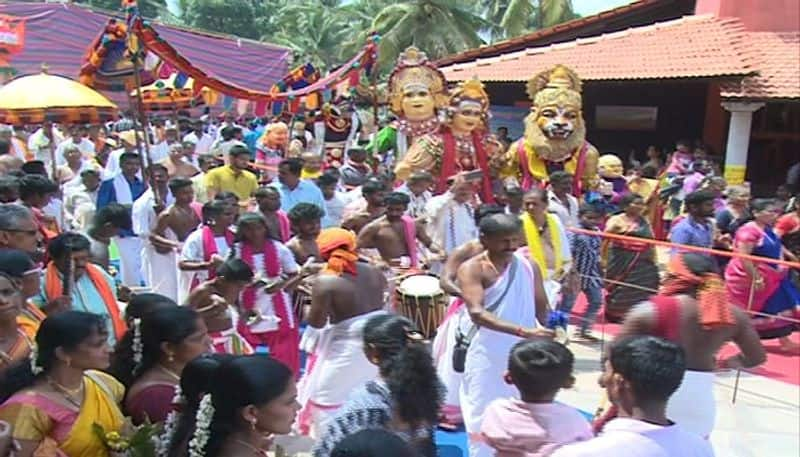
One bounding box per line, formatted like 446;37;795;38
356;192;442;271
298;228;388;436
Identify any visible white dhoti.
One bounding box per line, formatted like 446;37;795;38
297;309;386;438
432;297;469;424
667;370;716;438
141;240;179;301
460;253;539;457
115;236;143;286
132;188;177;298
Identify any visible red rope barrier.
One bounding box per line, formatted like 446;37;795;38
568;226;800;270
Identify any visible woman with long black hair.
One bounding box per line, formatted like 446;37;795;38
0;311;124;457
313;314;444;457
162;354;234;457
188;354;299;457
108;306;211;424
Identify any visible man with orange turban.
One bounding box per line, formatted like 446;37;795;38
296;228;388;437
608;252;766;439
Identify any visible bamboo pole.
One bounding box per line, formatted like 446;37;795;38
130;50;162;206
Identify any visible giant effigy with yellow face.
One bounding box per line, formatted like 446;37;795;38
365;47;448;167
395;77;494;201
498;65;598;195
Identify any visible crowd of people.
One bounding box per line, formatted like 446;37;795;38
0;111;793;457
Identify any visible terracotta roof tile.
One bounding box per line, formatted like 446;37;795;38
441;15;757;83
720;31;800;100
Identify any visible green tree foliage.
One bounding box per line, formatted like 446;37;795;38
71;0;580;73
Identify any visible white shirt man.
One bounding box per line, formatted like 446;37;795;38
54;136;95;167
397;182;432;219
548;189;579;228
425;191;478;253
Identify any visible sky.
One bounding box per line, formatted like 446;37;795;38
573;0;635;16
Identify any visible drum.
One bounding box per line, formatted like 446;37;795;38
395;274;447;339
292;283;313;324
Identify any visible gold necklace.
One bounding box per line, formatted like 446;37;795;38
157;364;181;382
47;377;83;408
232;438;269;456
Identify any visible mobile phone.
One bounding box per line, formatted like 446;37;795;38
463;169;484;182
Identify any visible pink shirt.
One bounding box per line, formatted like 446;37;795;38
480;398;593;456
666;151;693;175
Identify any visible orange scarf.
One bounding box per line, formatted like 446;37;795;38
44;262;127;340
660;255;735;329
317;228;359;276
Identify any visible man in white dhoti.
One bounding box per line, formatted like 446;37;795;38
297;228;388;437
552;336;714;457
456;214;553;457
132;164;175;298
96;152;146;286
432;204;505;426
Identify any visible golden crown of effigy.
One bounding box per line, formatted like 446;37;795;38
527;65;583;108
388;47;448;114
449;77;490;113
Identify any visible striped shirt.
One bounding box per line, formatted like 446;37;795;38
571;224;603;290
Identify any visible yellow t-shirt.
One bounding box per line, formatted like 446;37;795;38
204;165;259;201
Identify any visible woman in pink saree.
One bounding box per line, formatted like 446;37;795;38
725;198;800;351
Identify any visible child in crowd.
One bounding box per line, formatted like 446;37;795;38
665;139;694;176
558;204;605;339
301;151;324;180
480;340;592;456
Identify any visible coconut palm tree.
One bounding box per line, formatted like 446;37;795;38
264;2;352;71
477;0;577;41
371;0;488;70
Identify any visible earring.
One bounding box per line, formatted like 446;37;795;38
168;353;175;363
250;419;257;431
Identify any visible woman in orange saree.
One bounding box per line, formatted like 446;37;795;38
0;311;124;457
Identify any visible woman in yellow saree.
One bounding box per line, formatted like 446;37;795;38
0;311;124;457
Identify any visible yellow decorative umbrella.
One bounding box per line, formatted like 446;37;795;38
0;70;118;125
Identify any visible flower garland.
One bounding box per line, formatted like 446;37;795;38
155;385;184;457
29;342;43;375
132;318;143;370
188;393;214;457
240;241;284;313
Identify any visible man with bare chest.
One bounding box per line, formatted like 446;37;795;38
613;253;766;439
147;178;200;299
457;214;553;456
286;203;324;265
356;192;440;270
433;203;505;425
298;227;388;436
253;186;290;242
341;179;387;234
184;258;255;355
160;142;200;179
